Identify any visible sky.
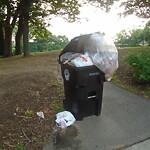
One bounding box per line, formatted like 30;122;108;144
47;3;147;40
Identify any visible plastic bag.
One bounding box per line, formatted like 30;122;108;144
71;53;93;67
60;52;93;67
84;32;118;81
36;112;44;119
55;111;76;129
60;52;75;62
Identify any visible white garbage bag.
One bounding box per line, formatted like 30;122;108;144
55;111;76;128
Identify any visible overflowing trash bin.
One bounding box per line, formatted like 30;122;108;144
58;32;118;120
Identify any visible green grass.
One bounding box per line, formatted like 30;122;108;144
0;54;24;62
111;75;150;99
118;46;150;51
49;80;64;112
31;51;51;56
24;110;33;116
49;80;60;87
52;105;64;113
17;144;26;150
31;49;61;56
111;76;135;92
0;50;61;62
147;87;150;97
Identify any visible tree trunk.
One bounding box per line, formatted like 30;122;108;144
22;0;33;57
0;23;4;56
15;15;23;55
23;14;30;57
4;26;13;57
3;2;18;57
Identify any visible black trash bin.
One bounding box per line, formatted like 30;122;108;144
59;33;105;120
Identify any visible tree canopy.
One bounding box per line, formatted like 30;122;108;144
0;0;80;57
86;0;150;19
115;23;150;47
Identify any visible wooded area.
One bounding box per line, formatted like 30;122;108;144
0;0;149;57
0;0;80;57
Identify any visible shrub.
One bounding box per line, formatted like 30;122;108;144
124;49;150;81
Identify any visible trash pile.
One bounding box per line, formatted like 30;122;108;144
60;52;93;67
60;32;118;81
55;111;76;130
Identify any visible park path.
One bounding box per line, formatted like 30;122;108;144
43;82;150;150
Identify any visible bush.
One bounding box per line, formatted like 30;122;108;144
124;50;150;81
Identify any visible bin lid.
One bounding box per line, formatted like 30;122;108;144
59;32;101;59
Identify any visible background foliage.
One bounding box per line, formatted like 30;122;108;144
29;34;69;52
115;22;150;47
124;49;150;82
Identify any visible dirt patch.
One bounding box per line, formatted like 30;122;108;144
0;51;64;150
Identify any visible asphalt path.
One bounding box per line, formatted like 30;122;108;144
43;82;150;150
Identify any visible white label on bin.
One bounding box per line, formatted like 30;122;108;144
64;69;70;81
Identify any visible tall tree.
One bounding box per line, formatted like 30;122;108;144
15;15;23;55
15;0;80;57
22;0;33;57
0;1;5;56
0;0;19;57
0;23;4;55
5;1;19;57
0;0;80;57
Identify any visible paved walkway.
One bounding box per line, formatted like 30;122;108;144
43;82;150;150
124;139;150;150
